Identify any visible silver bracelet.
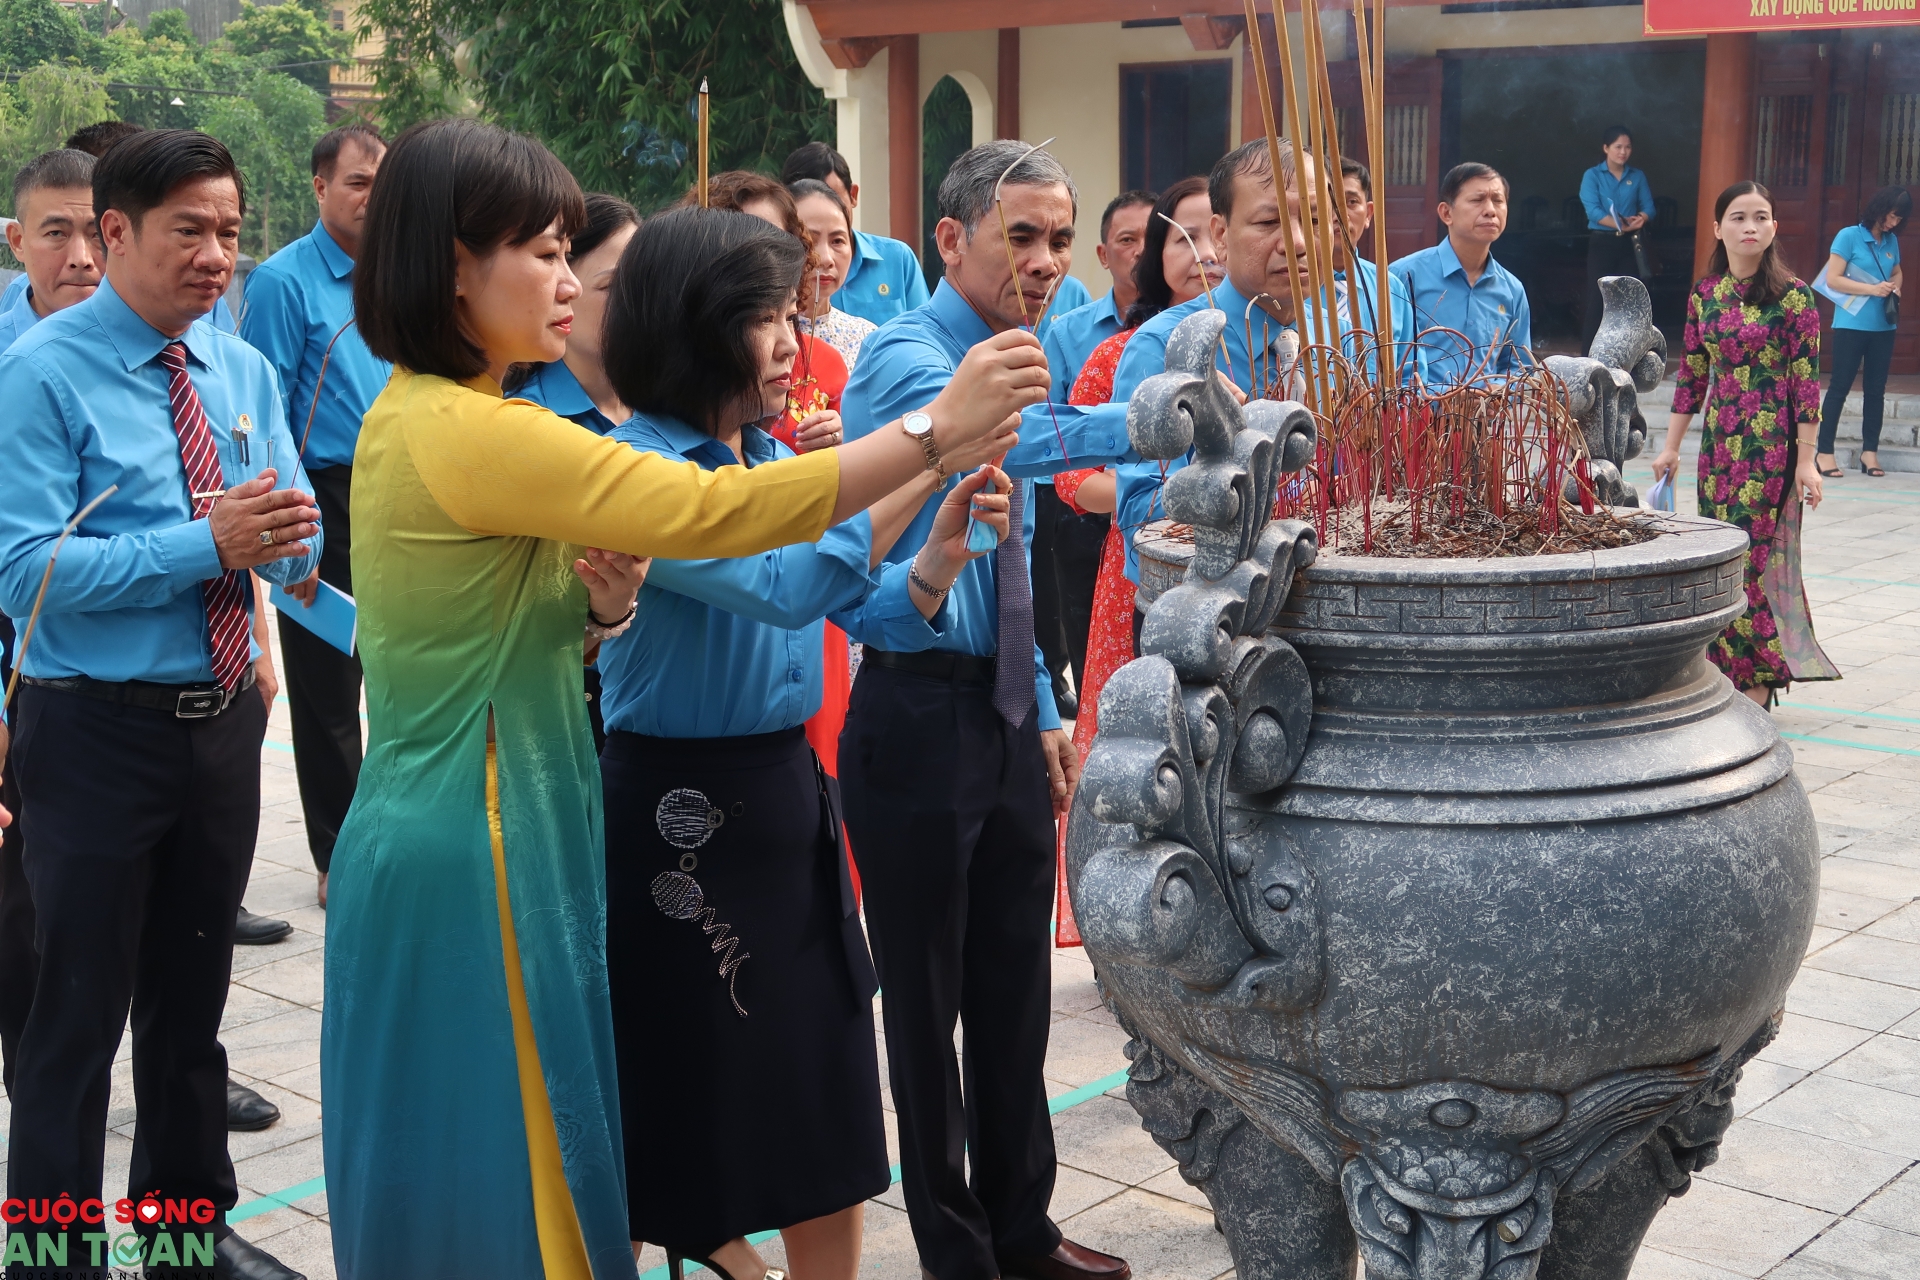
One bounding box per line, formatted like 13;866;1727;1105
586;602;637;641
908;564;950;599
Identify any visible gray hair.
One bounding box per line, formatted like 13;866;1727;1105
936;140;1078;237
12;148;96;213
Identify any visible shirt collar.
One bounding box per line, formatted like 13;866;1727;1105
5;281;41;334
630;411;766;469
928;278;996;348
852;229;885;265
92;276;221;372
1094;290;1121;325
525;361;594;418
310;220;356;279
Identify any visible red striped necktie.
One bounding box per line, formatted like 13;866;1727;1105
160;341;251;693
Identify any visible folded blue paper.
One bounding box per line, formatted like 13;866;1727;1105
269;578;357;655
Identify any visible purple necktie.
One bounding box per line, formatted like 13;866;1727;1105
991;481;1035;726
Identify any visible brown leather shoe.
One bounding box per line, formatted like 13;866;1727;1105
1000;1240;1131;1280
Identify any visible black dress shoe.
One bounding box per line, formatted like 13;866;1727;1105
1053;682;1079;720
215;1231;306;1279
1001;1240;1131;1280
234;906;293;945
227;1078;281;1131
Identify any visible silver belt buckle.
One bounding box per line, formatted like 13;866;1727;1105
175;687;225;719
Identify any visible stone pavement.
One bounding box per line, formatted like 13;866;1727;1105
1;440;1916;1280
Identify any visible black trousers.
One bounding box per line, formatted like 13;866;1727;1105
1818;326;1897;456
1582;231;1645;353
5;684;265;1260
838;665;1061;1280
0;614;32;1099
1029;483;1074;704
276;464;362;873
1045;490;1108;697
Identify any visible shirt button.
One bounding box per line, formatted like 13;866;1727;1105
790;669;803;682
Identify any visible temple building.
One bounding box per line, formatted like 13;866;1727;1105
782;0;1920;367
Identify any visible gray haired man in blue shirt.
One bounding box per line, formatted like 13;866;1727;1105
0;130;319;1280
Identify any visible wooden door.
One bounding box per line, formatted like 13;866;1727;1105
1327;56;1443;265
1857;33;1920;373
1751;40;1830;283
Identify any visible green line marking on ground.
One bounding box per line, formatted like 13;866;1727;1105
1806;573;1920;589
228;1176;326;1224
1779;730;1920;759
1782;702;1920;728
229;1069;1136;1268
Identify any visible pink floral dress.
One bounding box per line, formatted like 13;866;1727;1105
1671;273;1832;692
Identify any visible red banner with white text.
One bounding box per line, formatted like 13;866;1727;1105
1644;0;1918;34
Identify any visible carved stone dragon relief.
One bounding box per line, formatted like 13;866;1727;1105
1546;275;1668;509
1070;308;1771;1280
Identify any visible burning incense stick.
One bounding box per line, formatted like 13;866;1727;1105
991;137;1057;332
697;78;711;209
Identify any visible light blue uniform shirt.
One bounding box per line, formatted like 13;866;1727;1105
1579;163;1655;233
1390;239;1533;386
596;413;945;738
1041;289;1126;405
0;277;320;683
840;279;1138;731
836;230;932;327
510;359;626;436
6;270;237;334
1829;224;1902;333
241;221;390;471
0;280;49;352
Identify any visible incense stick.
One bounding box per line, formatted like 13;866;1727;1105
1243;0;1309;411
697;78;711;209
3;486;119;713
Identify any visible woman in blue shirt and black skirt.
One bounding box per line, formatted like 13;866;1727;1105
1815;185;1907;478
594;206;1017;1280
1578;124;1656;353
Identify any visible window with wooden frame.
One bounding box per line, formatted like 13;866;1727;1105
1121;60;1233;194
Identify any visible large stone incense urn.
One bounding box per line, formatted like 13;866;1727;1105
1065;307;1819;1280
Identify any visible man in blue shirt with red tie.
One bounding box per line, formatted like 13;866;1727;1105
240;123;390;911
839;140;1135;1280
0;131;319;1280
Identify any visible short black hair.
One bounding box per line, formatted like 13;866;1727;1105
93;128;245;228
356;118;586;380
312;123;385;178
1602;124;1632;147
781;141;853;192
1861;185;1912;235
573;192;640;263
1439;162;1507;205
64;120;143;158
603;206;807;435
1209;137;1297;220
1100;190;1156;243
12;148;96;213
1340;157;1371;200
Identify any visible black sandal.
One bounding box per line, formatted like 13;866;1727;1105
1859;457;1886;478
1819;464;1845;478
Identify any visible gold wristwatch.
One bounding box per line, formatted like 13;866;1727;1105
902;410;945;482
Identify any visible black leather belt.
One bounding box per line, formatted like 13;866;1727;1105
862;648;996;684
22;667;256;719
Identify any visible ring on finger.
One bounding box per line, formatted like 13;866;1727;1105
259;529;276;547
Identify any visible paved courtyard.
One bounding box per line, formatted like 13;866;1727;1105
2;432;1917;1280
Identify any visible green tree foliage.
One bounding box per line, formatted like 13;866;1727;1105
222;0;351;94
143;8;194;44
199;70;325;255
358;0;832;208
0;63;110;215
0;0;93;69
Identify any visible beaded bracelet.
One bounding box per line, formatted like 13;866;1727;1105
586;602;637;642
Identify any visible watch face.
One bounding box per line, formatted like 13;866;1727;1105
904;411;933;436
